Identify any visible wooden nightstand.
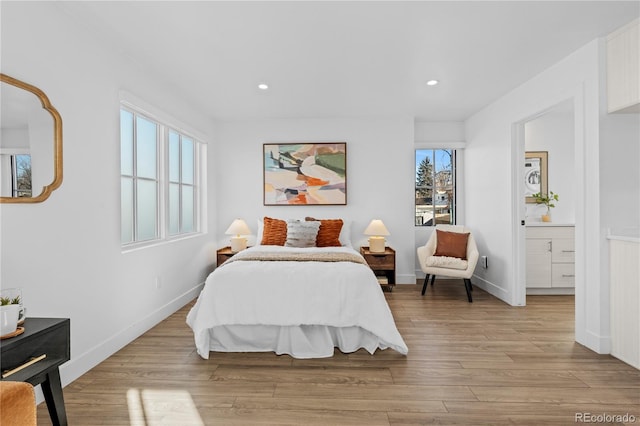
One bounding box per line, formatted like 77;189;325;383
216;246;236;266
360;246;396;291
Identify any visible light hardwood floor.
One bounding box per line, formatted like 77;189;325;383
38;282;639;425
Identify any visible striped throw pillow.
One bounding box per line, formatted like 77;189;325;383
285;220;321;248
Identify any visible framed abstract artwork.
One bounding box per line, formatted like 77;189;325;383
524;151;548;203
263;142;347;205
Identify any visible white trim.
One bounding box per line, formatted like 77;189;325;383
584;330;611;355
396;273;417;285
0;148;29;155
121;231;205;254
35;282;206;404
512;121;526;307
527;287;575;295
573;83;589;349
119;90;208;143
471;273;510;302
415;141;466;150
607;234;640;243
606;17;639;41
120;101;206;250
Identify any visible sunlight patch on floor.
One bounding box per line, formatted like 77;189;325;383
127;388;204;426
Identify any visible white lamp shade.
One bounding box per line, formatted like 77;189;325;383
225;219;251;236
363;219;390;236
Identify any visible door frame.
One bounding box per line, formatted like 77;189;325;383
511;93;583;331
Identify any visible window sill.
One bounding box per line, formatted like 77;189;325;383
121;232;204;254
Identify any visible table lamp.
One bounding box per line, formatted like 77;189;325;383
225;219;251;252
364;219;390;253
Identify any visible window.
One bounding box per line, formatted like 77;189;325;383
11;154;32;198
415;149;456;226
168;131;195;235
120;105;202;246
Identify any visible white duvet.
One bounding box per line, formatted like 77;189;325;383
186;245;408;359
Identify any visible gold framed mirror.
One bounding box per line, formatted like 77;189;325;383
0;74;63;203
524;151;548;204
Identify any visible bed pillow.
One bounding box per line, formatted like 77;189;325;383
256;219;264;244
305;217;343;247
285;220;321;248
434;229;469;260
260;217;288;246
339;219;352;248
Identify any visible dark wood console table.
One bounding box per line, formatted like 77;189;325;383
1;317;70;426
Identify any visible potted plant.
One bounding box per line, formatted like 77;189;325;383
0;295;20;306
1;289;24;326
532;191;559;222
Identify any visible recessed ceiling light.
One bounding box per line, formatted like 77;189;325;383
258;83;269;90
426;80;439;86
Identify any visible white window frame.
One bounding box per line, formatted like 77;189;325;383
0;151;32;198
167;128;199;237
120;94;206;251
415;146;459;227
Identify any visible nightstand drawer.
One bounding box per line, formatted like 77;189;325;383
362;254;394;269
360;246;396;289
216;246;236;266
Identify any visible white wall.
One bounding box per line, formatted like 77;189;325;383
0;2;216;390
465;38;633;354
524;100;576;224
600;114;640;232
215;117;416;283
598;70;640;352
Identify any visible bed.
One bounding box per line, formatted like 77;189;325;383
186;244;408;359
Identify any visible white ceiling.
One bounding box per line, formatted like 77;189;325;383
56;1;638;122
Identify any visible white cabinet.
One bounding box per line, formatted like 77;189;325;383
607;19;640;113
526;226;575;293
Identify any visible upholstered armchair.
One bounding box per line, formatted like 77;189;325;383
417;224;479;302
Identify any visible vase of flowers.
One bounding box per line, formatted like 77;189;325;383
532;191;559;222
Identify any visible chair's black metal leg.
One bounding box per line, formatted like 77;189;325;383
464;278;473;303
421;274;429;295
430;274;436;286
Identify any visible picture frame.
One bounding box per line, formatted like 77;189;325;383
524;151;548;204
263;142;347;205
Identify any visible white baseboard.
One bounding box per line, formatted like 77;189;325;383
34;283;205;404
581;329;611;355
526;287;575;295
470;274;510;303
397;273;417;284
414;271;510;303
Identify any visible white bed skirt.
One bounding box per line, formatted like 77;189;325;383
207;324;390;359
187;246;408;359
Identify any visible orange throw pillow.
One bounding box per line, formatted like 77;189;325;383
261;217;287;246
434;230;469;260
305;217;343;247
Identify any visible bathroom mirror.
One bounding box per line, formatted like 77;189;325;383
524;151;548;204
0;74;62;203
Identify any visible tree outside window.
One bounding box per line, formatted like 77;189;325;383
13;154;32;197
415;149;455;226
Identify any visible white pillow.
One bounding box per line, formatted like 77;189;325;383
256;219;264;245
285;220;320;248
339;219;352;248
